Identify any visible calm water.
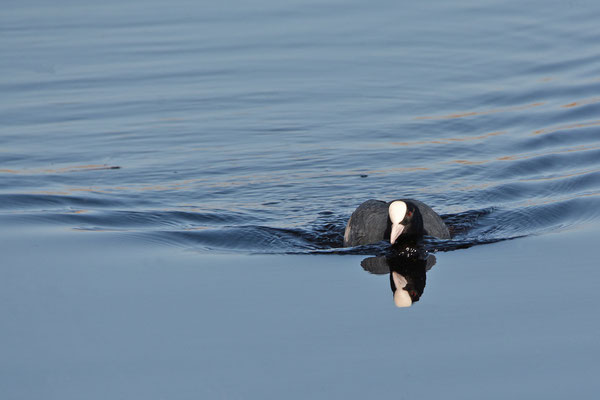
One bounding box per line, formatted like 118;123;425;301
2;0;600;398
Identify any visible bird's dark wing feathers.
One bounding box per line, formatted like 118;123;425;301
344;199;389;246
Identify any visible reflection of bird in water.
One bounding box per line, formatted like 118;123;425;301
361;253;436;308
344;199;450;247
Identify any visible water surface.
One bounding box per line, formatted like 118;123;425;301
2;0;600;398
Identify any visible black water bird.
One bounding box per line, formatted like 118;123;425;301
343;199;450;247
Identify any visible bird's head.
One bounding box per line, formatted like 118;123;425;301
388;200;421;244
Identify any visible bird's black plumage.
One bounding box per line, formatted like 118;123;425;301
343;199;450;247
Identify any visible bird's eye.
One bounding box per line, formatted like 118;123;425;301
407;211;413;217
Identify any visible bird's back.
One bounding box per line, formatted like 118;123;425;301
343;200;390;246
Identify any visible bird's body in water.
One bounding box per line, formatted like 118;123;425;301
343;199;450;247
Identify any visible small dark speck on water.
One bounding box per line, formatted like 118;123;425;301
360;174;368;178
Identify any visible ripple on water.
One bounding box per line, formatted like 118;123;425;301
2;0;600;255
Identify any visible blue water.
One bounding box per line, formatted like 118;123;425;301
2;0;599;255
2;2;600;398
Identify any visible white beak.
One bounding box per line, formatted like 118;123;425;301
390;223;405;244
